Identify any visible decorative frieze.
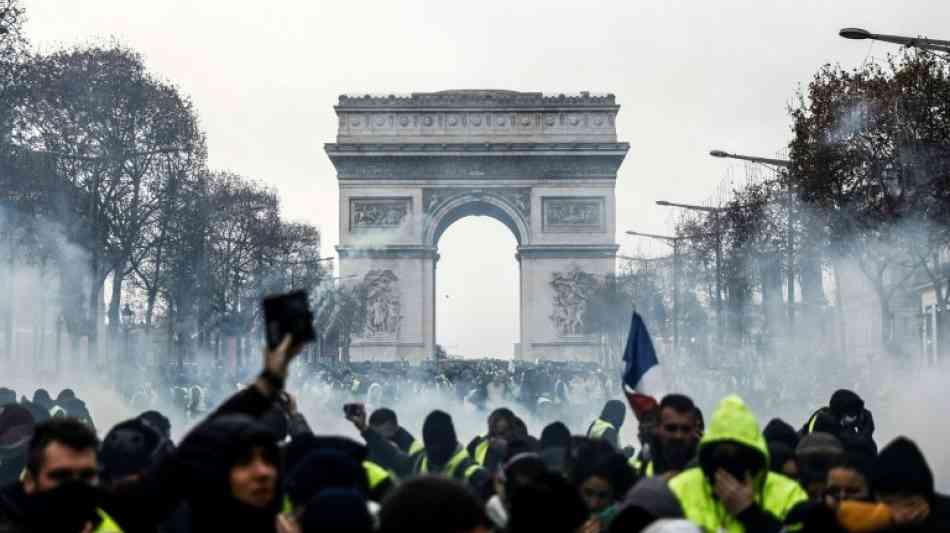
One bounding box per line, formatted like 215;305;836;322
542;197;606;233
349;197;411;230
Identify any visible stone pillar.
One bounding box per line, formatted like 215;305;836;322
517;245;618;361
338;246;436;361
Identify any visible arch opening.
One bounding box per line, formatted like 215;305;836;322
435;214;521;359
425;193;529;249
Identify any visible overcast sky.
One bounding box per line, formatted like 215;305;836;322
23;0;950;357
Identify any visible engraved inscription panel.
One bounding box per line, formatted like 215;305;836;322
350;198;411;230
542;197;606;233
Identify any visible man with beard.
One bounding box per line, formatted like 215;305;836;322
0;417;120;532
640;394;701;479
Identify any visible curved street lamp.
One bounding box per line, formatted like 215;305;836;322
839;27;950;53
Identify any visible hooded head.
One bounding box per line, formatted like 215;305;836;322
540;421;571;450
763;418;799;450
601;399;626;428
422;410;458;467
32;389;52;409
137;410;172;439
508;469;589;533
487;408;516;440
299;489;373;533
697;395;768;485
872;437;934;502
99;418;170;483
380;476;488;533
829;390;864;419
796;432;845;499
57;389;76;402
0;387;15;406
286;450;368;507
284;433;368;475
0;403;35;482
177;414;280;506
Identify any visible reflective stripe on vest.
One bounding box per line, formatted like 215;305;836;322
94;509;123;533
419;447;480;480
363;460;391;489
807;413;818;433
474;439;490;465
408;439;424;456
588;418;615;440
627;457;654;477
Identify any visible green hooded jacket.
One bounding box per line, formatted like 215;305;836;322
668;395;807;532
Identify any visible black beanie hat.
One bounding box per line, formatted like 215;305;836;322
764;418;800;450
873;437;933;500
138;410;172;439
540;421;571;450
286;450;368;506
100;418;166;480
300;489;373;533
422;410;457;448
602;400;626;428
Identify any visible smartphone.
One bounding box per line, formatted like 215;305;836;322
343;403;364;419
262;290;316;350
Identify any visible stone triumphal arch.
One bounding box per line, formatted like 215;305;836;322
325;90;629;361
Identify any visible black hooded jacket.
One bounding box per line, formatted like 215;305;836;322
873;437;950;532
174;413;282;533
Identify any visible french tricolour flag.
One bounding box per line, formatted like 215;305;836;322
621;312;665;416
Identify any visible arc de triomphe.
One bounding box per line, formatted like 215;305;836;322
325;90;629;361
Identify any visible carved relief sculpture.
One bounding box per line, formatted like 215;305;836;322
350;198;411;230
550;268;597;336
363;270;401;337
543;197;606;232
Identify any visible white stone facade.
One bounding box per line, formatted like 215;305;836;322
326;90;629;361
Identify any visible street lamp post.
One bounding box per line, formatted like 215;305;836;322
710;149;797;325
839;27;950;54
655;201;728;343
626;231;684;352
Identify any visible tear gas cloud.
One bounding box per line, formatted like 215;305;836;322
2;204;950;492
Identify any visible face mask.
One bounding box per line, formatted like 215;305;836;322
24;480;100;532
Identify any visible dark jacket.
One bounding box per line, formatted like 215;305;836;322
873;437;950;532
391;426;418;454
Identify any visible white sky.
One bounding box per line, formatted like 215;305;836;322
23;0;950;357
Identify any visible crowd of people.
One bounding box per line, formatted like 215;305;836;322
116;358;614;435
0;335;947;532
